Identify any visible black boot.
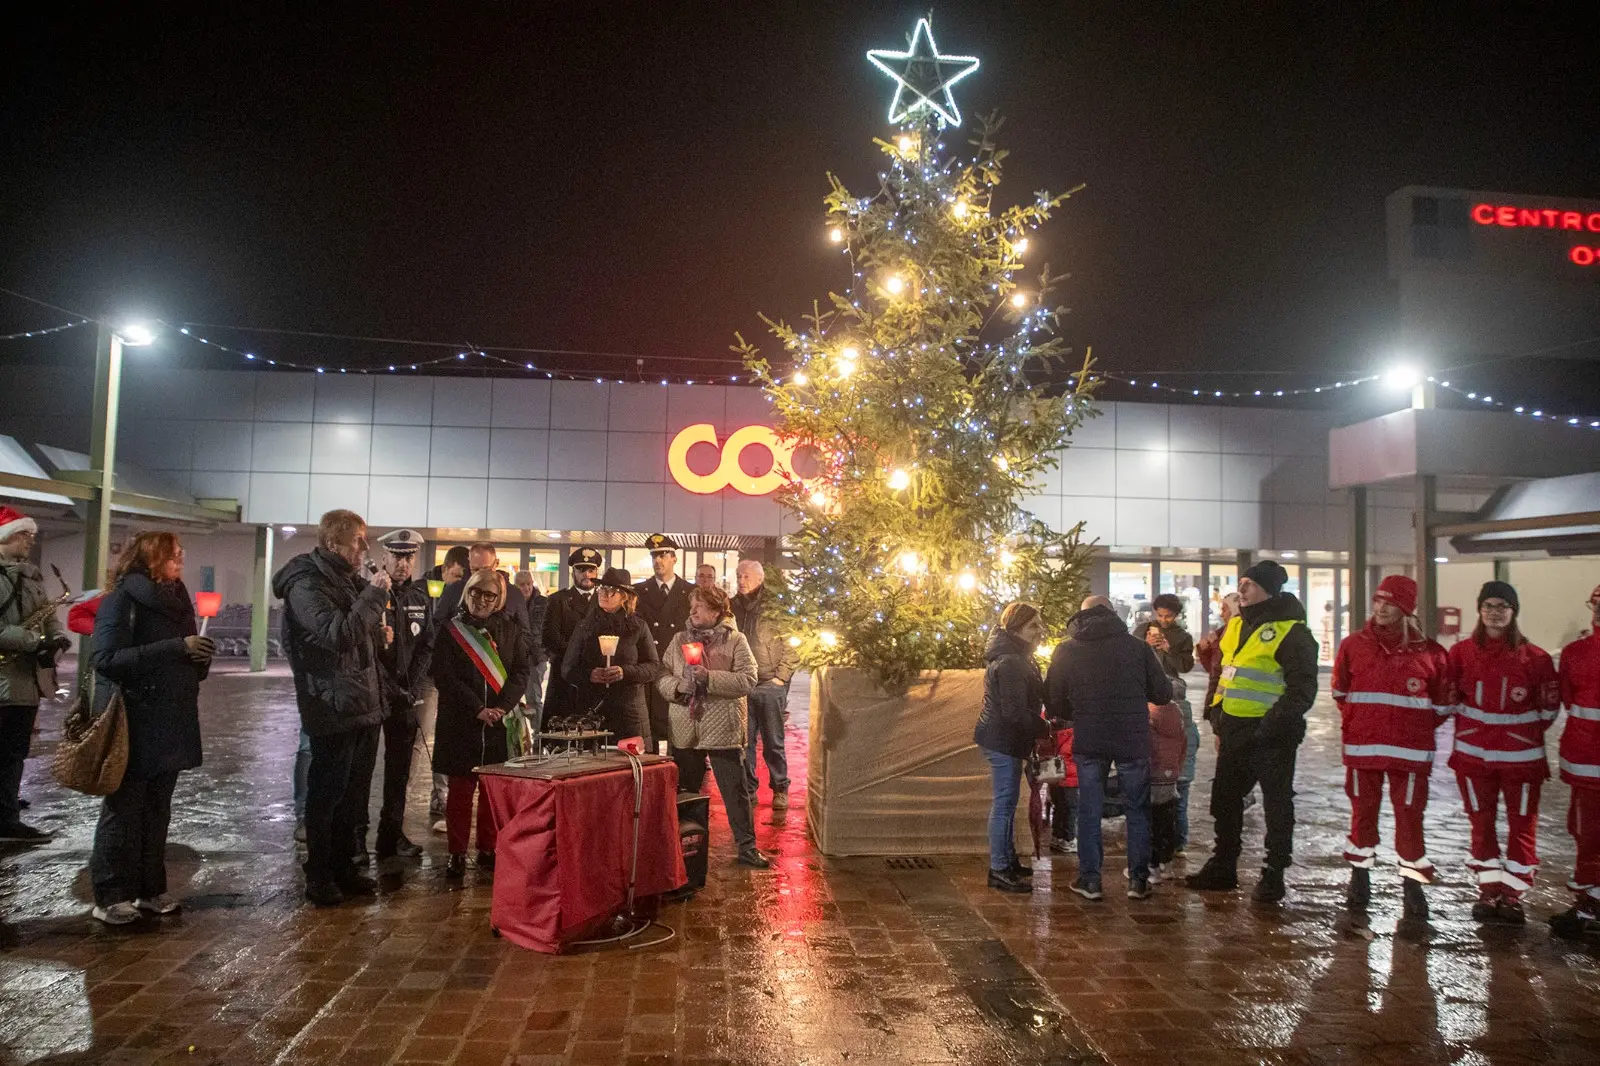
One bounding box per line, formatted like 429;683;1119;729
987;869;1032;894
336;871;378;897
1548;905;1600;940
444;853;467;879
376;832;423;860
1402;879;1429;920
1494;897;1526;925
1252;866;1286;904
304;881;344;907
1470;893;1499;922
1346;867;1371;911
1185;859;1238;891
475;851;496;871
1007;859;1034;878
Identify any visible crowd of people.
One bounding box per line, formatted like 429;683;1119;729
975;560;1600;942
0;504;796;921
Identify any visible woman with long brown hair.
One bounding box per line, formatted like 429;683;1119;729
87;531;215;925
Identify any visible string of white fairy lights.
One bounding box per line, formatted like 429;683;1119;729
0;319;88;341
1433;377;1600;429
1096;370;1382;399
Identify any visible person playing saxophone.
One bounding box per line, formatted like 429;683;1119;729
0;505;69;843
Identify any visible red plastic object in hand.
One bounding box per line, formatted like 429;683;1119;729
194;591;222;618
681;641;704;666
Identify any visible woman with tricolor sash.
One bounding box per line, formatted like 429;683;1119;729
431;568;532;879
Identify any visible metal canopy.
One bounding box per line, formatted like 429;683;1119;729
1445;471;1600;555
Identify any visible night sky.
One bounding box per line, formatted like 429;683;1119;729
2;3;1597;389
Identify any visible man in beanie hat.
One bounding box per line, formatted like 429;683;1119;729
1552;584;1600;940
1;506;67;842
1186;560;1318;903
1446;580;1559;924
1330;575;1451;919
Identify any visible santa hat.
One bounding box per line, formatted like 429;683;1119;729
1373;574;1418;616
0;505;37;542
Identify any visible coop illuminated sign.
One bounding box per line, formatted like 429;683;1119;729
668;423;798;496
1471;201;1600;268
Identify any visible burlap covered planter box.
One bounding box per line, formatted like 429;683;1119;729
806;665;1033;857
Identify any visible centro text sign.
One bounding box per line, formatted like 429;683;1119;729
668;423;797;496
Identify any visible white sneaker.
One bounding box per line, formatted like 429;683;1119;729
135;894;181;915
431;819;447;834
92;902;140;926
1048;837;1077;854
1149;864;1164;885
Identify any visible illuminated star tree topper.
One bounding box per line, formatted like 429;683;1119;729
866;16;981;128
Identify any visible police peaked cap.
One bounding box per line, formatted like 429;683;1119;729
645;533;679;553
376;528;425;555
568;547;603;568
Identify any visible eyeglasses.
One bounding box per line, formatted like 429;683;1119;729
467;590;500;602
1481;601;1513;611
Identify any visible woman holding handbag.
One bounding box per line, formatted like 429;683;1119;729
87;532;214;925
974;601;1050;894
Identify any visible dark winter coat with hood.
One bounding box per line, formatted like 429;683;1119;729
90;571;207;779
561;606;663;743
1046;605;1173;761
973;629;1049;759
431;606;533;777
272;547;389;737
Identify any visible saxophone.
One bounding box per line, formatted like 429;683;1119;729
0;565;74;670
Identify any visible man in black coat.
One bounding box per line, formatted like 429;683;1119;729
733;559;798;808
514;569;550;730
541;547;602;725
1186;560;1319;904
273;509;391;907
433;542;529;630
350;529;435;861
633;534;691;748
1047;595;1173;901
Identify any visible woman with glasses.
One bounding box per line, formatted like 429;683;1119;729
1446;580;1559;924
431;568;532;878
87;532;215;924
561;568;662;749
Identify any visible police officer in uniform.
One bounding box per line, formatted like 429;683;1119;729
542;548;602;725
1185;560;1319;903
634;534;693;746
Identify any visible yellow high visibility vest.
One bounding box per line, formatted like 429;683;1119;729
1213;615;1300;719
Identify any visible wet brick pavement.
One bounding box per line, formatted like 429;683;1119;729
2;663;1598;1065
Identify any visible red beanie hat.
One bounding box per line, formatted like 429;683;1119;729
1374;574;1418;616
0;505;38;542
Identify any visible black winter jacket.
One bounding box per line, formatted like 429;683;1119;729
524;586;549;665
272;548;389;737
1047;605;1173;761
1231;592;1319;746
732;584;797;685
430;608;533;776
542;586;596;720
561;607;663;743
973;630;1049;759
91;572;207;780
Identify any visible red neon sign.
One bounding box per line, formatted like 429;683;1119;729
1471;203;1600;233
1572;247;1598;267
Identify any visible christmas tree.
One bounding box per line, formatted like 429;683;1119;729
738;18;1098;689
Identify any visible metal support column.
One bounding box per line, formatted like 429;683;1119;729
1493;558;1511;583
1349;486;1368;623
1416;474;1438;638
78;325;123;691
250;525;274;672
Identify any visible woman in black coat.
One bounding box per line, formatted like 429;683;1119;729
87;532;215;925
561;568;662;749
431;568;532;877
973;601;1049;895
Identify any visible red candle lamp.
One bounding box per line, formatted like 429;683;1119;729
195;591;222;635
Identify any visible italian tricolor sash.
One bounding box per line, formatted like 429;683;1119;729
449;618;506;693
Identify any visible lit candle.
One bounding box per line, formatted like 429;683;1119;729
195;591;221;636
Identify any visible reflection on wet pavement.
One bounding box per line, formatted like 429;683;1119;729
1;665;1598;1064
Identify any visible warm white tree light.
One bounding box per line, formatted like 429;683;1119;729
887;468;910;491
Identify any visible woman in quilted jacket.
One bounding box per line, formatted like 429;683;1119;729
657;585;763;868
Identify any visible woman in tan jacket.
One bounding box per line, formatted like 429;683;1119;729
657;585;766;868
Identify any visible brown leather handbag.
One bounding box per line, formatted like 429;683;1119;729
51;683;129;796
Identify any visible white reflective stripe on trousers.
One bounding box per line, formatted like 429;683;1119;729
1343;743;1434;762
1343;691;1432;710
1454;739;1545;762
1456;704;1544;725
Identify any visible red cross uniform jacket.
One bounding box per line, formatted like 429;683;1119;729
1557;632;1600;791
1332;622;1451;771
1446;635;1560;781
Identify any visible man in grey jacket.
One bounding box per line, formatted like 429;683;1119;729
733;560;798;809
0;507;67;843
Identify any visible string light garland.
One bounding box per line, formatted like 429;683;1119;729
1098;370;1382;399
0;319;88;341
1433;378;1600;429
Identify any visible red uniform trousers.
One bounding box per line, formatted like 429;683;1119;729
446;773;498;855
1343;767;1434;882
1455;770;1541;901
1569;786;1600;907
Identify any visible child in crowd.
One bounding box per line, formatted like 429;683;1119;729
1148;697;1189;881
1048;721;1078;854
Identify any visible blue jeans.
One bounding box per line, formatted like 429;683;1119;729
982;747;1024;872
743;683;790;797
1075;754;1152;883
1176;778;1192;848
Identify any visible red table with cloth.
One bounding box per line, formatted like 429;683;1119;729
478;755;687;952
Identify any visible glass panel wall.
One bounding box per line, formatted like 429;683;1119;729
1306;567;1338;664
1206;564;1237;632
1109;562;1153;627
1159;562;1205;633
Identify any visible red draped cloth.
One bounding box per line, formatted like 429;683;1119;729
479;761;686;952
